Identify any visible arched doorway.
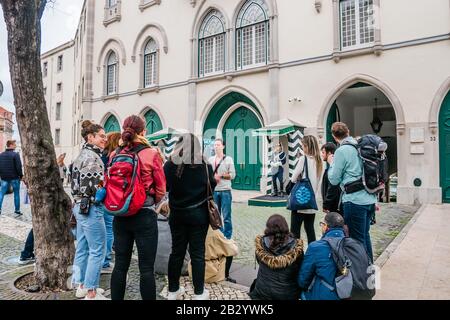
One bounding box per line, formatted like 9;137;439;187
104;114;120;133
439;91;450;203
144;109;163;135
203;92;263;191
325;82;398;202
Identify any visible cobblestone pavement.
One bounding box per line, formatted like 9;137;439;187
232;201;419;266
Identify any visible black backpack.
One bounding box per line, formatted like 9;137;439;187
324;237;376;300
343;135;386;194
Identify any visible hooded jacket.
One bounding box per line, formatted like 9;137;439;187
249;235;304;300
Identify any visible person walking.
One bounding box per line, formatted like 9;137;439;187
250;214;304;300
290;135;324;244
208;139;235;240
328;122;377;262
0;140;23;215
71;120;108;300
164;133;217;300
110;115;166;300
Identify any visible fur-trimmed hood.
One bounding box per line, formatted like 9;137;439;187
255;235;304;270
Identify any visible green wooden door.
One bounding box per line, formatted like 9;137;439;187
104;115;120;133
222;107;262;190
326;102;340;143
144;110;163;134
440;91;450;203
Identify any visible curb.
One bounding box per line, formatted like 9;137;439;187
374;204;426;269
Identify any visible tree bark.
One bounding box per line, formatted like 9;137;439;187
0;0;74;290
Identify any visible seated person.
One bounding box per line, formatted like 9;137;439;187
189;226;239;283
250;214;303;300
298;212;345;300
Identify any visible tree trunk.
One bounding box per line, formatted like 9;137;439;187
0;0;74;290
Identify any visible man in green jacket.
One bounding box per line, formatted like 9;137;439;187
327;122;376;262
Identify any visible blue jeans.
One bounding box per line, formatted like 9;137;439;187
0;179;21;212
343;202;375;262
72;203;106;290
271;168;284;193
213;190;233;239
103;211;114;268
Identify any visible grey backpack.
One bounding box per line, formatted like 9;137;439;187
324;237;376;300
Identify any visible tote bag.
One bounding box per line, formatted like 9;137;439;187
287;157;318;211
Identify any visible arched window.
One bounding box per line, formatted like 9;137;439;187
144;109;163;134
236;0;270;70
106;51;118;95
199;9;226;77
144;39;158;87
104;114;120;133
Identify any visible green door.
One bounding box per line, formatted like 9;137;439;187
439;91;450;203
144;110;163;134
104;115;120;133
222;107;262;190
326;102;340;143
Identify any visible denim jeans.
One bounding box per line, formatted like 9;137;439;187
271;168;284;193
343;202;375;262
111;208;158;300
213;190;233;239
0;179;21;212
21;229;34;260
72;203;106;290
103;212;114;268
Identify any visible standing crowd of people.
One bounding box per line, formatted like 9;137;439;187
0;117;381;300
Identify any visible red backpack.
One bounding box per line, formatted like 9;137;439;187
103;145;149;217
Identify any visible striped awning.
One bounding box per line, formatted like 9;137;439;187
253;118;306;137
147;127;188;142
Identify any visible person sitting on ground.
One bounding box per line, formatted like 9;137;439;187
298;212;345;300
249;214;304;300
188;226;239;284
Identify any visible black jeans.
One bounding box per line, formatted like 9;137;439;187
271;168;284;193
290;211;316;244
21;229;34;259
111;208;158;300
168;209;209;295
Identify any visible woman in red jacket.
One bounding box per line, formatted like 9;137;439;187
110;115;166;300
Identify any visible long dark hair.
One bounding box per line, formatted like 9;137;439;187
170;133;205;178
264;214;291;251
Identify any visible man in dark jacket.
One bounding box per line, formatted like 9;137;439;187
298;212;345;300
0;140;23;215
321;143;342;214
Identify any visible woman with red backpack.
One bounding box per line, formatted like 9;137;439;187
109;115;166;300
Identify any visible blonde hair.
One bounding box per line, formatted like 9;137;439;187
301;135;323;178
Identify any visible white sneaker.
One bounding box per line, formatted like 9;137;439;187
84;292;110;300
76;286;105;298
167;287;185;300
193;289;209;300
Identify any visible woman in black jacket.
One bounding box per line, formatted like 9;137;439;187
164;133;217;300
250;214;304;300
